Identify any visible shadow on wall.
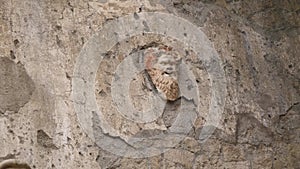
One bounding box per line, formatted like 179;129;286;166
0;159;31;169
0;57;35;114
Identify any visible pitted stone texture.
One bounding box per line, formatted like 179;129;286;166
1;0;299;168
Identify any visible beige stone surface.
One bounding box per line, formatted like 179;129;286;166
0;0;299;168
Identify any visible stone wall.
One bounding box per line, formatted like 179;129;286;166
0;0;299;168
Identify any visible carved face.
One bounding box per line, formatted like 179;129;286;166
144;46;181;101
154;54;178;75
145;47;181;80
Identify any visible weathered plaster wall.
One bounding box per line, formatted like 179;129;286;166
0;0;299;168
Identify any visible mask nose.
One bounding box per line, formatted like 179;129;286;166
166;67;173;71
165;67;174;73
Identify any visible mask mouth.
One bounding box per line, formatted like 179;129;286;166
165;69;174;74
163;71;174;77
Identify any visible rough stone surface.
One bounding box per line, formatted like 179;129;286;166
0;0;299;168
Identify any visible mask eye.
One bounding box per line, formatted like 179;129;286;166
168;61;175;65
159;61;167;65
